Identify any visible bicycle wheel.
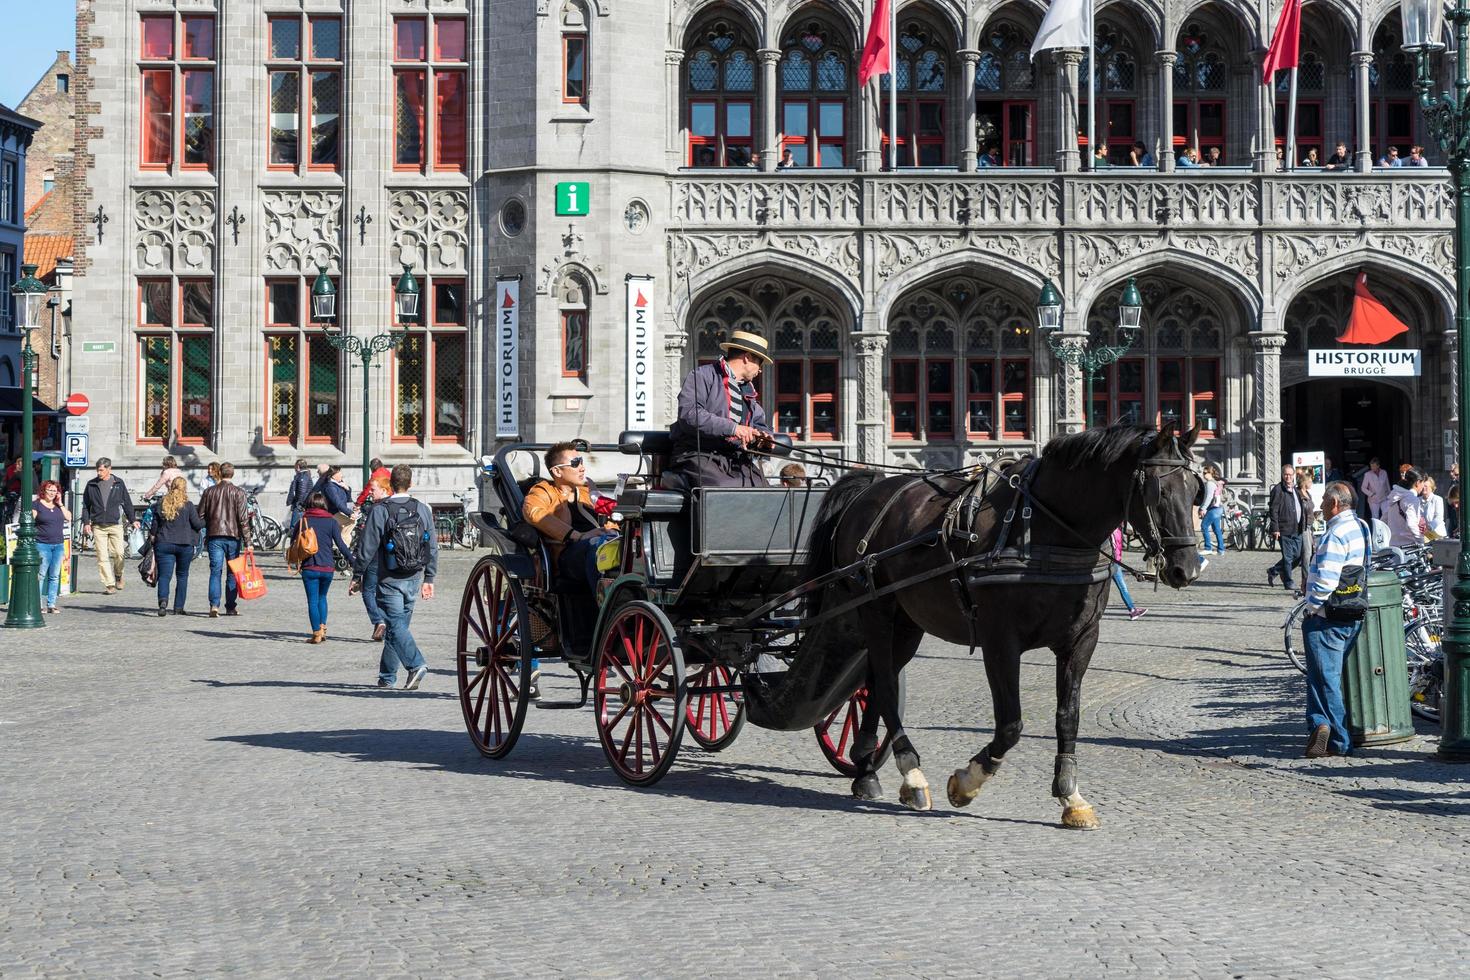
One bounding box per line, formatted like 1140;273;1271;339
1405;618;1443;724
257;515;284;551
1282;600;1310;673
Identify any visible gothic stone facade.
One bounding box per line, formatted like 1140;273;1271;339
72;0;1459;511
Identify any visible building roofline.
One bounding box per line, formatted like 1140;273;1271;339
17;50;73;110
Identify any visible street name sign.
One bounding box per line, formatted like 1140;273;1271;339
555;182;590;216
81;342;116;353
64;433;89;468
1307;349;1421;377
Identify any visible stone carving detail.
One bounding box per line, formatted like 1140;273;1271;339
872;233;1059;281
874;179;1060;225
1076;179;1259;225
538;222;608;294
668;233;862;287
1276;179;1453;227
134;188;216;273
662;329;688;424
672;178;862;226
263;190;342;273
388;189;469;271
1272;232;1454;283
1074;231;1259;279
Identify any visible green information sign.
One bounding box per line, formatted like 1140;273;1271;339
555;181;590;216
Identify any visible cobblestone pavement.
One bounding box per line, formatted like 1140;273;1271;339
3;548;1469;977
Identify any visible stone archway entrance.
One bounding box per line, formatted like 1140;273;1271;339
1282;378;1411;474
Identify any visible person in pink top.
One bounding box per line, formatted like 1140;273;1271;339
1111;527;1146;621
142;455;184;500
1359;457;1390;519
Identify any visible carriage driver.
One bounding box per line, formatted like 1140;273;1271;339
669;329;775;488
523;442;619;595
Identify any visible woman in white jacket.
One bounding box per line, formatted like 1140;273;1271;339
1420;476;1448;538
1381;468;1428;548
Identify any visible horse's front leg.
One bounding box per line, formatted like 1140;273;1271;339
948;638;1020;808
1052;627;1101;830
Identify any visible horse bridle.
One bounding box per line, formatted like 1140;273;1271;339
1129;438;1205;563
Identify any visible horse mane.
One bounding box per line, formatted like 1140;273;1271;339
1041;423;1158;471
801;469;882;613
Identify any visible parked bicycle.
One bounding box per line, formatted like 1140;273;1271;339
245;490;284;551
434;487;481;551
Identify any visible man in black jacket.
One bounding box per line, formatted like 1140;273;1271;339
1267;464;1310;594
81;458;138;594
285;458;314;532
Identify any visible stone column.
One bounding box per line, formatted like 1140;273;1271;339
959;49;980;172
666;49;684;172
853;331;888;463
1353;50;1373;172
1156;50;1176;172
1250;330;1286;487
1052;309;1087;434
1251;49;1273;172
758;48;780;173
662;323;688;424
1056;50;1082;172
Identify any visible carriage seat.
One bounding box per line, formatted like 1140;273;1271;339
619;430;676;455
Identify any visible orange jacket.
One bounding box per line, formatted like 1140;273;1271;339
522;480;613;562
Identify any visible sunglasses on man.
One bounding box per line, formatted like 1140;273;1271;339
552;457;585;470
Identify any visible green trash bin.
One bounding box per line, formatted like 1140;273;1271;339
1343;569;1415;746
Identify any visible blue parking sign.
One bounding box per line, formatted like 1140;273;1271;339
64;433;88;468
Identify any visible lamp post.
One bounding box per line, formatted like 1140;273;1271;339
5;264;49;629
1037;277;1144;428
1401;0;1470;759
314;264;419;488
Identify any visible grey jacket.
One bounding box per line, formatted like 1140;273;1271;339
670;360;771;455
351;494;439;583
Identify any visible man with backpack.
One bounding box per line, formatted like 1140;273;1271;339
350;464;437;690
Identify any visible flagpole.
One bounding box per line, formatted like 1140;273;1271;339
1286;65;1298;170
1086;0;1096;169
888;0;897;171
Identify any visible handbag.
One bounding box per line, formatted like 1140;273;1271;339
227;547;268;600
138;545;159;587
285;519;317;569
1323;519;1372;623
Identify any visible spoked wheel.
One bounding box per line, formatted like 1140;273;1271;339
685;660;745;752
593;600;687;786
457;556;533;758
815;672;906;777
1283;600;1310;674
1406;618;1443;724
257;516;284;551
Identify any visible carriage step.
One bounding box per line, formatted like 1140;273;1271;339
535;697;589;710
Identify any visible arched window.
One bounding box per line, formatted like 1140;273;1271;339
685;16;757;166
694;277;844;440
974;21;1035;166
558;271;590;381
561;1;588;107
880;20;949;166
1371;18;1417;160
778;18;850;167
888;276;1033;441
1080;22;1138;164
1174;22;1229;162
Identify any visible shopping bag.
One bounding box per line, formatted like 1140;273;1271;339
227;547;268;600
126;525;146;557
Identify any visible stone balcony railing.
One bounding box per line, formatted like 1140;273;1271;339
668;170;1455;233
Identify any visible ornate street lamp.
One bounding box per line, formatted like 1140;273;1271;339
1400;0;1470;759
1039;277;1145;428
5;264;50;629
315;264;418;487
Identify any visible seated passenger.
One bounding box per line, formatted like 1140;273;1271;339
522;442;619;593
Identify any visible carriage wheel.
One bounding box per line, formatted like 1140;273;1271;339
815;670;907;777
594;600;687;786
685;662;745;752
457;556;533;759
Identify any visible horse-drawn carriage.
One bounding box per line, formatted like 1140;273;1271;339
457;431;893;786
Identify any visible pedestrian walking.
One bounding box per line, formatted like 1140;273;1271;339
284;458;314;533
1111;527;1146;620
1297;468;1319;595
353;474;391;641
293;491;352;644
355;457;391;508
203;462;221;490
32;480;69;614
1197;463;1226;556
1360;457;1390;519
80;458;139;595
1381;467;1429;548
1266;464;1309;595
350;464;438;690
2;455;22;524
1301;481;1370;758
141;455;184;501
198;462;252;617
1420;476;1447;538
150;476;205;616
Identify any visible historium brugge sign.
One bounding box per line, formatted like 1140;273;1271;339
1308;349;1422;378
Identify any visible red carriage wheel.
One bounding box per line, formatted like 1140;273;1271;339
815;684;898;777
593;600;687;786
457;556;533;759
685;661;745;752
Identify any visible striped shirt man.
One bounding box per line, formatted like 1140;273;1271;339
1305;508;1369;615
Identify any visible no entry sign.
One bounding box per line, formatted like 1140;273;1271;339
65;392;90;415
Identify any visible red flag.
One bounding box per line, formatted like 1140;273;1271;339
858;0;893;87
1340;272;1410;344
1261;0;1302;80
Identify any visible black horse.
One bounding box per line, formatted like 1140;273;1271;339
800;423;1203;827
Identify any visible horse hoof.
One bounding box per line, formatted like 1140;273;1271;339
899;783;932;811
947;773;977;808
1061;805;1100;830
851;774;884;801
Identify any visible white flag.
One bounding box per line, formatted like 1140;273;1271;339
1031;0;1092;58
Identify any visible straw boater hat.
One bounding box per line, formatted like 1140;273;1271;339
719;330;772;364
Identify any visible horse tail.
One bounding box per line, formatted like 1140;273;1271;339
802;470;881;613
